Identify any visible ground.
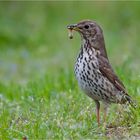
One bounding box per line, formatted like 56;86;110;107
0;1;140;139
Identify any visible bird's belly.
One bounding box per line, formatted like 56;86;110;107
75;70;102;101
74;58;117;102
75;58;102;99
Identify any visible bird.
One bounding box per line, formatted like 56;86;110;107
67;20;134;126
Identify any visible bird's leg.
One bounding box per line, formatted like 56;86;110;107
103;102;109;127
103;105;107;123
104;108;107;123
94;100;100;126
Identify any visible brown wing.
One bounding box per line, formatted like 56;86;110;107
98;55;126;93
98;55;136;106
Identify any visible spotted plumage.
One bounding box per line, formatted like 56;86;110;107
67;20;133;126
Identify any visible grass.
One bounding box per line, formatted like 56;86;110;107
0;1;140;139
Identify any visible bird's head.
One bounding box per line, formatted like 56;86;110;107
67;20;107;57
67;20;103;41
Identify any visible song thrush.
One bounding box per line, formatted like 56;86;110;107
67;20;133;126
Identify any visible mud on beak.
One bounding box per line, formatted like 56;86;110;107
67;24;78;39
67;24;78;30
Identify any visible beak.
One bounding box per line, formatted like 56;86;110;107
67;24;78;30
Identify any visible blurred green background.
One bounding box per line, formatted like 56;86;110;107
0;1;140;85
1;1;140;139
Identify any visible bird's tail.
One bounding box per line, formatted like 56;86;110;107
124;94;137;109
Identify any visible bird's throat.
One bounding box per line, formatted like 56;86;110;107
82;37;108;58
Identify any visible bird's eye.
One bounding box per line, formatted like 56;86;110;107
84;25;89;29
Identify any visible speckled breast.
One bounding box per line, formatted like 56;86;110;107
74;46;117;102
74;47;100;98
